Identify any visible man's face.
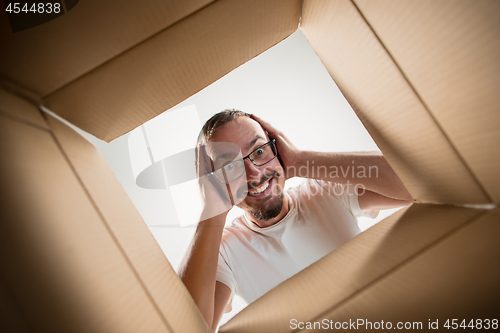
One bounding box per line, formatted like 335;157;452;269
208;117;286;221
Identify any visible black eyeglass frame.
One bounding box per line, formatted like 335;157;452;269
242;138;277;166
211;139;277;184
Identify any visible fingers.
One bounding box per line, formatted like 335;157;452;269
196;144;214;175
197;144;229;194
250;114;279;137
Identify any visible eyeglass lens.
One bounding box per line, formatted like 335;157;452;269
215;141;276;183
248;142;276;166
215;160;244;183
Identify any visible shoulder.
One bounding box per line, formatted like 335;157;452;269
286;178;345;202
286;178;375;218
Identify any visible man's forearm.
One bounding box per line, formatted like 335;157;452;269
289;151;412;201
178;212;227;328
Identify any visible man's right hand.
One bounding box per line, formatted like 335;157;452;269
180;140;237;330
196;142;233;221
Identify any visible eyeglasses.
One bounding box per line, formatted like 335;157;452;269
211;139;277;184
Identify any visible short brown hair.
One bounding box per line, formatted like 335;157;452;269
201;109;251;141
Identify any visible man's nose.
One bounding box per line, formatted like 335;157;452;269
244;160;264;180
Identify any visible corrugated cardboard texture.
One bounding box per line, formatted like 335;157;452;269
0;116;166;332
2;1;498;332
354;0;500;204
0;0;301;142
0;88;48;130
0;89;209;333
45;112;210;333
317;207;500;327
220;204;496;333
300;0;490;205
0;0;214;96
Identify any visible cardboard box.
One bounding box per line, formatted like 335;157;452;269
1;0;498;332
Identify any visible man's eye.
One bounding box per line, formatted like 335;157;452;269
255;148;264;156
224;163;235;171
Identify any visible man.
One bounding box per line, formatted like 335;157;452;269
179;110;413;331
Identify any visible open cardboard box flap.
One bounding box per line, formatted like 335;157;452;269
0;90;211;332
0;0;302;142
220;204;500;332
1;0;499;332
300;0;500;205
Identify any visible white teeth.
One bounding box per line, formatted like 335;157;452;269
249;179;270;195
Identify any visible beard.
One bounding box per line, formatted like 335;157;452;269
249;190;284;221
245;172;285;221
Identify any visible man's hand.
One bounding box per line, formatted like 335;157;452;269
179;139;235;329
251;114;413;209
195;143;233;221
251;114;300;179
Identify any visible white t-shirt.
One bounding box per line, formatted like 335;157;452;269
216;179;379;308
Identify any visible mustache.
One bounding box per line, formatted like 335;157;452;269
235;171;281;198
248;171;280;189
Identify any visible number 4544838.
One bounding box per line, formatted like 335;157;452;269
444;319;498;330
5;3;61;14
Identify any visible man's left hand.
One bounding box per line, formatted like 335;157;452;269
251;114;300;179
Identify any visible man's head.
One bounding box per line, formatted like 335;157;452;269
201;109;286;222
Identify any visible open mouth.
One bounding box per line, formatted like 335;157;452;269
247;178;274;198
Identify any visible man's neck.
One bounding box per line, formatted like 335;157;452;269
245;194;290;228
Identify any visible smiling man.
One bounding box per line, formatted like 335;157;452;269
178;110;413;331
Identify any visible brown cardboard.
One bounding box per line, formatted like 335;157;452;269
45;112;210;333
0;88;47;130
1;0;499;331
354;0;500;204
315;207;500;326
0;0;214;96
0;89;209;332
219;204;491;332
1;0;301;142
0;276;30;332
300;0;491;205
43;0;301;142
